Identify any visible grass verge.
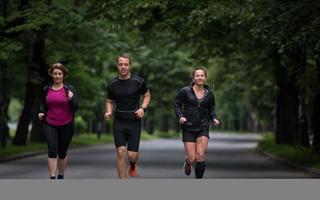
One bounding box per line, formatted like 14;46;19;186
258;133;320;169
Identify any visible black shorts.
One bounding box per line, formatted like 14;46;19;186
182;129;209;143
113;117;141;152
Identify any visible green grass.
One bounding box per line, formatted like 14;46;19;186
258;133;320;169
0;142;47;158
0;131;163;160
153;130;180;138
70;134;114;148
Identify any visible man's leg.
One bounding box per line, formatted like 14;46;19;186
116;146;127;178
126;119;141;177
127;151;138;177
113;118;128;178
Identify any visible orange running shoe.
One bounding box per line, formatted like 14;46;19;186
128;162;138;177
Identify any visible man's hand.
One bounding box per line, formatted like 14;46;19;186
104;112;112;121
212;118;220;126
134;108;144;119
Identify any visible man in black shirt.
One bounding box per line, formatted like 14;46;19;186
105;55;151;178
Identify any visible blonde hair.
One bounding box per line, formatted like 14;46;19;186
117;54;131;65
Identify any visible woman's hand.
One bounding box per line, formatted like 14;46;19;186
68;90;74;100
38;113;45;120
179;117;187;125
212;118;220;126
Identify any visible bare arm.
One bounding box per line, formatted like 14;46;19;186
135;90;151;118
141;90;151;109
104;99;114;120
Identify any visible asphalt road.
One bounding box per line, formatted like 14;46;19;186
0;133;314;179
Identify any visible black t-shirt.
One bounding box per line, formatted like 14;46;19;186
107;75;148;111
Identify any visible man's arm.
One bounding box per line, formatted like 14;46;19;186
135;90;151;118
104;99;114;120
140;90;151;110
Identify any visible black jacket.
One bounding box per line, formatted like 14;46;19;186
39;83;78;119
174;84;217;132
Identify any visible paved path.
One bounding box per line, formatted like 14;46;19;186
0;133;314;179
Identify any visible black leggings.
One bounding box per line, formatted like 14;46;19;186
43;122;74;159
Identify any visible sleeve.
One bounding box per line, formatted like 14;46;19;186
208;92;217;120
173;88;186;119
39;86;48;113
107;83;115;100
67;85;79;115
140;79;148;95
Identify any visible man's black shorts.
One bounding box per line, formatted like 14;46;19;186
113;117;141;152
182;129;209;143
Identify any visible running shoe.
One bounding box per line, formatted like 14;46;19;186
129;162;138;177
183;159;192;176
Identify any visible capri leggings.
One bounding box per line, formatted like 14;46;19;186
43;121;74;159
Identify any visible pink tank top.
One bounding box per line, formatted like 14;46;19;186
45;87;73;126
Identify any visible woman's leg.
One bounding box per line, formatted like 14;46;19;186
57;122;74;179
43;123;59;178
195;136;209;179
57;157;68;179
183;142;196;175
184;142;196;165
47;158;58;178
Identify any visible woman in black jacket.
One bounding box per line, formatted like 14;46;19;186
174;67;219;179
38;63;78;179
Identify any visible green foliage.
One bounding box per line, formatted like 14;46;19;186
8;98;22;122
74;116;87;134
2;0;320;138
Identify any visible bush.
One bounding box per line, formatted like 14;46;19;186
74;116;87;134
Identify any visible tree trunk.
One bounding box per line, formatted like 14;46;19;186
0;62;10;148
296;45;309;146
0;0;10;149
312;56;320;151
312;93;320;150
12;81;34;145
273;49;299;145
276;80;299;144
12;31;48;145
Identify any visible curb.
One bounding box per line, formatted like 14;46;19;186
257;149;320;178
0;143;110;163
0;150;47;163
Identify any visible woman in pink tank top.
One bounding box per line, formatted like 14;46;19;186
38;63;78;179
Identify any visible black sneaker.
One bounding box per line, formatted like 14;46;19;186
183;159;192;176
